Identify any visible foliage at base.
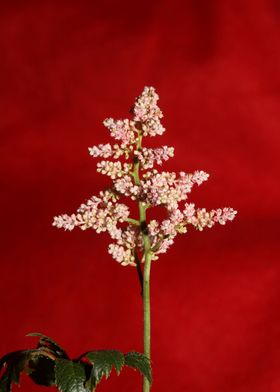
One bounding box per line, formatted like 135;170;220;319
0;333;152;392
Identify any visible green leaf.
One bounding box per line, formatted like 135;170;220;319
27;354;55;386
86;350;124;383
124;352;152;384
55;359;89;392
27;333;69;359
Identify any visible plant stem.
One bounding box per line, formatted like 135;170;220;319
133;131;152;392
141;204;152;392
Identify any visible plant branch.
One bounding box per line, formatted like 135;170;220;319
125;218;140;226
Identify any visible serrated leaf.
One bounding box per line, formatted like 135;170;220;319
86;350;124;383
55;359;89;392
27;333;69;359
124;352;152;384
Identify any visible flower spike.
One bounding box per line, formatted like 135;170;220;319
53;87;237;266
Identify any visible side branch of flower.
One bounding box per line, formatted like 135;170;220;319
125;218;140;226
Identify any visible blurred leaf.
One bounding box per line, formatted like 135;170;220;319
0;350;30;392
27;333;69;359
28;354;55;386
0;370;11;392
124;352;152;384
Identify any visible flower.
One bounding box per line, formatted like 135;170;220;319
134;146;174;169
108;225;141;266
53;190;130;234
133;86;165;136
182;204;237;231
53;86;237;266
88;143;125;159
140;170;209;210
103;118;136;147
97;161;131;179
113;175;139;198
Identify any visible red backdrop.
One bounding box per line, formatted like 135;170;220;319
1;1;280;391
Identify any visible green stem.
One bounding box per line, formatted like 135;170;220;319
133;131;152;392
141;205;152;392
125;217;140;226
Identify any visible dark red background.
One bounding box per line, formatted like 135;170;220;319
1;1;280;391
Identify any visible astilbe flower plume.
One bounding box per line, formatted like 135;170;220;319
53;86;237;266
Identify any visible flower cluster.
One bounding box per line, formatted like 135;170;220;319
140;170;209;210
103;118;136;147
53;86;237;266
133;86;165;136
88;143;124;159
183;204;237;230
96;161;131;179
108;225;141;266
134;146;174;169
147;204;237;260
53;190;129;233
114;175;139;198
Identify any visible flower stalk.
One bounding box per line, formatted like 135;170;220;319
133;128;152;391
142;229;152;392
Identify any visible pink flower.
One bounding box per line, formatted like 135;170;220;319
53;86;237;266
191;170;209;185
140;170;209;210
53;190;130;234
183;206;237;231
108;244;135;266
183;203;196;222
88;143;113;158
133;87;165;136
88;143;125;159
114;175;139;198
213;208;237;225
108;225;141;266
103;118;136;147
135;146;174;169
97;160;131;179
